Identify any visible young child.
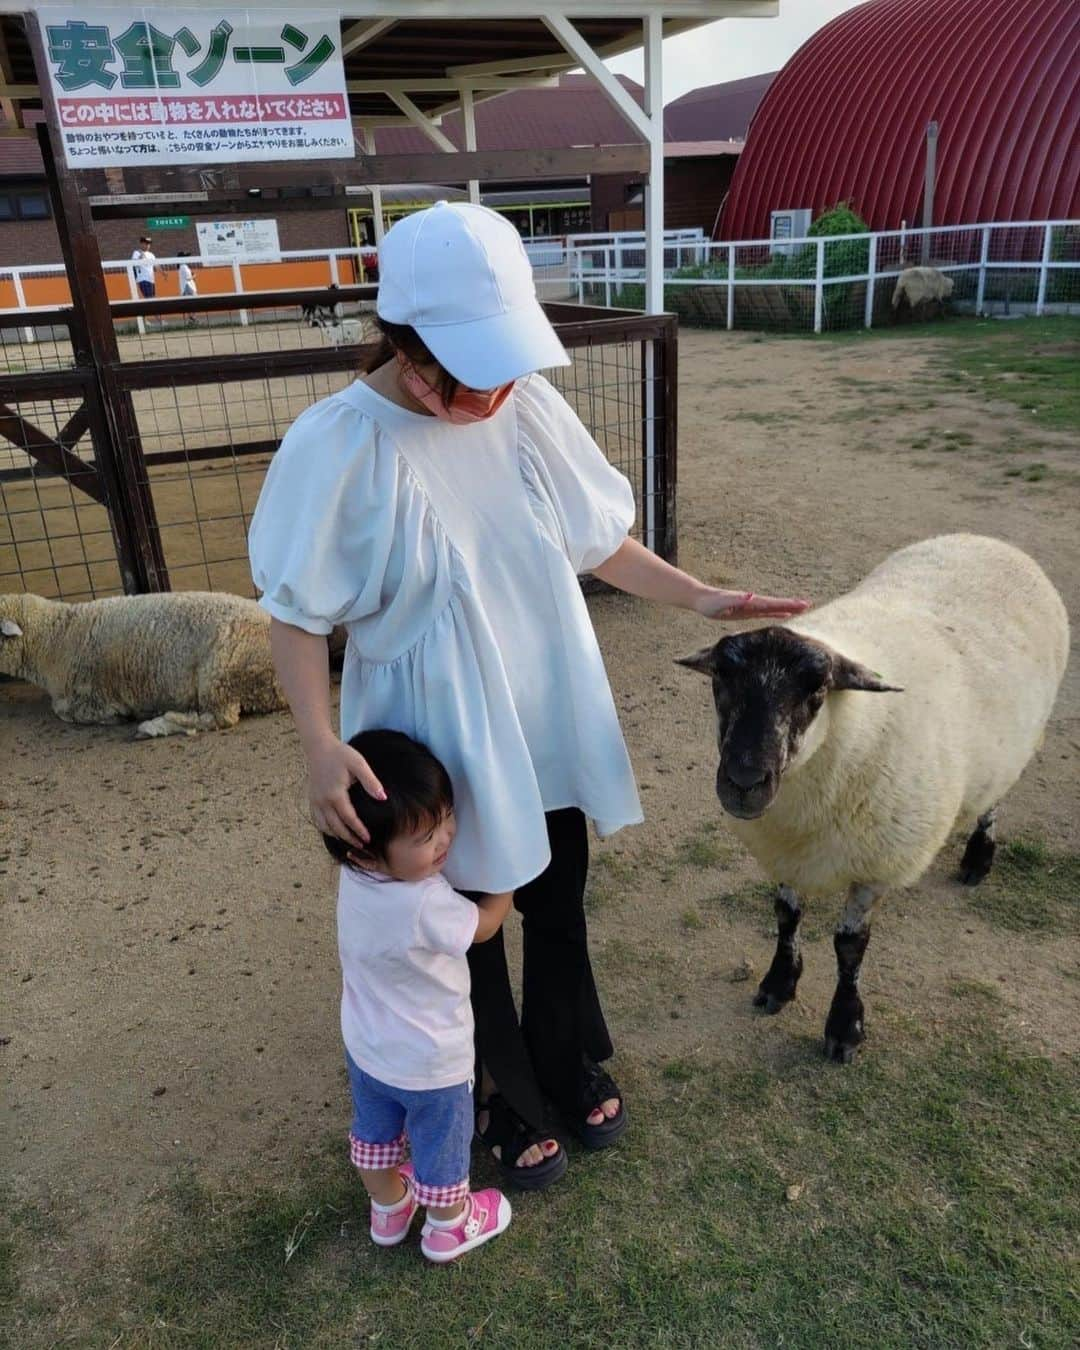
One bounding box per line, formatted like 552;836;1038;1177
323;728;513;1262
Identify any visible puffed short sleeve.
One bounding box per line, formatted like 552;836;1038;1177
515;375;635;574
248;394;398;635
415;877;479;958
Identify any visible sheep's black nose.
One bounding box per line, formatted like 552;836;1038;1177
725;762;769;791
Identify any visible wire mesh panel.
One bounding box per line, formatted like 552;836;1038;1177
119;367;359;596
549;337;644;547
0;315;77;374
0;392;121;600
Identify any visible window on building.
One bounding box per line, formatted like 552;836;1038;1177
17;193;49;219
0;188;52;220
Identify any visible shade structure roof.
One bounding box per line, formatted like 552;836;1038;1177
0;4;779;122
720;0;1080;238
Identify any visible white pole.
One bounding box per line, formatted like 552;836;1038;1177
864;232;877;329
127;263;146;337
1036;222;1053;316
643;12;664;316
813;236;825;334
460;86;480;206
975;224;990;315
727;242;735;331
328;251;340;286
11;269;35;343
363;129;385;247
232;259;249;326
605;246;611;308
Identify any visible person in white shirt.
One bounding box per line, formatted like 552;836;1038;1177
131;235;156;298
249;201;809;1193
176;252;197;327
327;728;513;1262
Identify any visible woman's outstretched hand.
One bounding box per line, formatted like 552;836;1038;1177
307;735;386;846
692;588;812;621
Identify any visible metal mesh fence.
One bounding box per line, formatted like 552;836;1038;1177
1;305;672;602
120;367;358;597
0;392;121;600
549;337;644;547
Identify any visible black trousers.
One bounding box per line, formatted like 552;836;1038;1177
466;808;614;1131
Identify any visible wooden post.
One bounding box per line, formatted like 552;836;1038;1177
921;120;938;264
28;15;169;593
864;231;877;329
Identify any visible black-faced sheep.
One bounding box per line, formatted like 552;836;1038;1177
0;591;287;737
677;534;1069;1063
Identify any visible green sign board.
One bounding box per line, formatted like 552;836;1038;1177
146;215;190;229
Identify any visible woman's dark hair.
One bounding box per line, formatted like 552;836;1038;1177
360;315;460;404
323;729;454;869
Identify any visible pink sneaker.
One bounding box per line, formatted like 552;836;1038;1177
370;1163;419;1247
420;1189;512;1264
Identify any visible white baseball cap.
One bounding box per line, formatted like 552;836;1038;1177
376;200;571;388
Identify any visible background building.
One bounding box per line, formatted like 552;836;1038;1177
721;0;1079;239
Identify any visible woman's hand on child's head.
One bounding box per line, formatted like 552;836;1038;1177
693;588;812;622
307;736;386;846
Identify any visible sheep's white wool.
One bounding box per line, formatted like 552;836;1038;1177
892;266;954;309
0;591;286;735
722;534;1069;898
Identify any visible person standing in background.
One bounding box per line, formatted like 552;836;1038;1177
132;235;156;298
177;251;198;326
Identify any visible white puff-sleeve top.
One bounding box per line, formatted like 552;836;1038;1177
249;373;643;893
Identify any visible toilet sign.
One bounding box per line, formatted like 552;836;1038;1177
39;7;354;168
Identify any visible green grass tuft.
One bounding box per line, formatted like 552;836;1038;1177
7;1004;1077;1349
971;840;1080;934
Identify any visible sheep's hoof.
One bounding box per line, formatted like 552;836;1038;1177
958;829;995;886
824;1035;862;1065
824;993;864;1064
753;988;794;1016
752;954;803;1014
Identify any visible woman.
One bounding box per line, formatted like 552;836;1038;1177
249;202;808;1189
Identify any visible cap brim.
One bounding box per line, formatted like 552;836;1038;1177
414;298;571;388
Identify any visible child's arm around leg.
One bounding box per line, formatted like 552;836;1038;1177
473;891;513;944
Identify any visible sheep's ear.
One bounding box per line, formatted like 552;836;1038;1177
830;653;902;693
675;645;717;676
1;618;21;637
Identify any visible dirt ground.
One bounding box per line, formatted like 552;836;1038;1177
4;327;1078;1266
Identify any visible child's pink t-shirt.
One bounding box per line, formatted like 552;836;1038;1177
337;865;479;1092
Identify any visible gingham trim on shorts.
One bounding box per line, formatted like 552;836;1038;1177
349;1132;407;1169
411;1176;470;1207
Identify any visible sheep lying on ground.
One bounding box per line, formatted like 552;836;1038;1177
677;534;1069;1063
892;265;954;317
0;591;288;738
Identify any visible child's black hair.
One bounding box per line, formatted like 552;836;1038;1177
322;729;453;869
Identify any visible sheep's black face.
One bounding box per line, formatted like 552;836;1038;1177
677;628;832;820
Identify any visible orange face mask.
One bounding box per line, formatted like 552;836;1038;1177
397;354;514;424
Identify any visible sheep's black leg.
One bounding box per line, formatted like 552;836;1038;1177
959;808;997;886
824;883;883;1064
753;885;804;1015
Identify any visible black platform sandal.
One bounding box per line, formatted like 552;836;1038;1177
568;1059;628;1150
474;1093;568;1192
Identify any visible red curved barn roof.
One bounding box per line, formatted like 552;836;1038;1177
720;0;1080;239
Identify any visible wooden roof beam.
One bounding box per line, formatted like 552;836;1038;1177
341;18;398;55
388;92;457;152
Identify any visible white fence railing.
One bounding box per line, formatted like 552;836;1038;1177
3;222;1076;336
0;246;375;338
567;220;1080;331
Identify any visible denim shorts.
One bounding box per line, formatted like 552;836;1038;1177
345;1051;473;1207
